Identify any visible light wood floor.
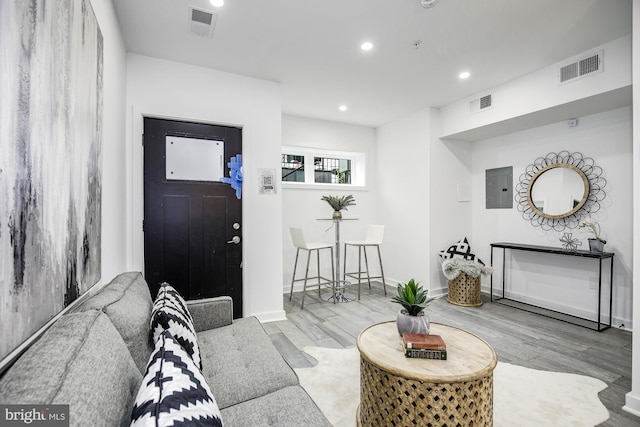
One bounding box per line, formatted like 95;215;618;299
262;282;639;427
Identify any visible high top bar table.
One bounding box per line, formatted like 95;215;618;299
317;218;357;303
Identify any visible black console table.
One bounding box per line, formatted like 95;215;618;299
490;242;614;331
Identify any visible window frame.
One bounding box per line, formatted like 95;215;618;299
281;146;366;190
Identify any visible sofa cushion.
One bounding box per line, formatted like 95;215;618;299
198;317;299;409
131;330;223;427
0;310;141;427
187;296;233;332
150;282;202;370
220;385;332;427
77;271;154;374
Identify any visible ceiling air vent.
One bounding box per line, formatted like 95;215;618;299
559;50;603;85
188;6;217;38
469;94;492;114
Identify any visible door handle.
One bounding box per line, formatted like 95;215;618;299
227;236;241;244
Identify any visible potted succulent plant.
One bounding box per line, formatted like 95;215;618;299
392;279;434;336
321;194;356;219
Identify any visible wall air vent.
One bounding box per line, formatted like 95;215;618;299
558;50;603;85
188;6;217;38
469;94;492;114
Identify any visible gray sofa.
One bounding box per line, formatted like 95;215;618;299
0;272;332;427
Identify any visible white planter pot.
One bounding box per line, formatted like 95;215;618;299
396;309;430;336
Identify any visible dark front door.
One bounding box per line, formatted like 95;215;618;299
143;117;242;317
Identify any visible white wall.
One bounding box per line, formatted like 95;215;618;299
281;109;475;303
375;109;433;289
431;30;633;329
439;35;632;139
428;110;474;294
126;54;284;322
90;0;128;282
281;115;377;292
470;107;632;327
624;0;640;417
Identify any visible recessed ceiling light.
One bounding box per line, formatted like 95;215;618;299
459;71;471;79
339;105;348;112
361;42;373;51
210;0;224;7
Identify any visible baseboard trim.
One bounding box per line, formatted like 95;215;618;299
286;281;449;299
254;310;287;323
428;286;448;298
480;284;631;330
286;280;399;295
623;392;640;418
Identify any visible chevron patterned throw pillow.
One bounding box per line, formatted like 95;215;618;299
438;237;485;265
131;329;223;426
150;282;202;370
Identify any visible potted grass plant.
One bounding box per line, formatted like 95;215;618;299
392;279;434;336
321;194;356;219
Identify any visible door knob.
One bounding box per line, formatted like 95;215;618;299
227;236;241;244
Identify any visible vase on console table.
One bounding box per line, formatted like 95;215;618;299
579;218;606;254
588;238;605;253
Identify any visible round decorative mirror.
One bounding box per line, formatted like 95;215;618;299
515;151;606;231
528;164;589;218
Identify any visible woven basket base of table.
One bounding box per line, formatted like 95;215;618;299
358;358;493;427
447;272;483;307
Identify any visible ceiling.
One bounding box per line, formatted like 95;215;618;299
112;0;632;128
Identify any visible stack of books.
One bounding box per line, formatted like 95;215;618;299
402;333;447;360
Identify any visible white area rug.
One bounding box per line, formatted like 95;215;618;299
294;346;609;427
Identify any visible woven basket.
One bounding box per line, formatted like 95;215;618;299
447;272;483;307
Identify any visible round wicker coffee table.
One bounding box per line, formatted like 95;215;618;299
356;321;497;427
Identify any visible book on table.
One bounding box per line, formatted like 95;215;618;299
402;333;446;350
402;333;447;360
404;348;447;360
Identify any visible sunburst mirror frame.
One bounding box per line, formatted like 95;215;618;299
514;151;606;231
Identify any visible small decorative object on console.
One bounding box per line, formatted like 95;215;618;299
559;232;581;252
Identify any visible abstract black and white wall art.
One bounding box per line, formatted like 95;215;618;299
0;0;103;363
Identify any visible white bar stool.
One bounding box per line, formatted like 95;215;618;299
289;227;335;309
343;225;387;299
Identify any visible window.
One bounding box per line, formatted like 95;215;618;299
282;146;365;187
282;154;305;182
314;156;351;184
